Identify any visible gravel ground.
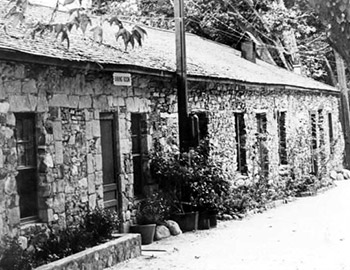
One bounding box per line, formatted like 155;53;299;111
107;181;350;270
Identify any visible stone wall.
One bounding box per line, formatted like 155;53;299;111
34;234;141;270
0;59;344;242
155;80;343;187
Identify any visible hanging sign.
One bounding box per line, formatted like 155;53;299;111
113;72;132;86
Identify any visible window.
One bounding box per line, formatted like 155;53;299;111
131;113;148;196
328;113;334;154
277;111;287;165
256;113;269;178
15;113;38;221
234;113;247;174
196;112;209;141
318;109;326;165
310;112;318;175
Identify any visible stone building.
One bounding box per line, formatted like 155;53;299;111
0;3;344;242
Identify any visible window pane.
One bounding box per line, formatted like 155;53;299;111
235;113;247;174
15;113;38;219
278;112;287;165
131;113;148;196
16;115;36;167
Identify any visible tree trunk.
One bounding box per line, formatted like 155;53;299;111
306;0;350;168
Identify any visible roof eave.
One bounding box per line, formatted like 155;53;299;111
0;48;339;95
0;48;174;78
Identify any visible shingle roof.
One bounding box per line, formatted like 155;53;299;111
0;2;337;92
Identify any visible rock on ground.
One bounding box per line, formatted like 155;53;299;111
154;225;171;241
165;220;182;236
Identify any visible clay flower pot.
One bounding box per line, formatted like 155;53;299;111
171;211;199;232
130;224;156;245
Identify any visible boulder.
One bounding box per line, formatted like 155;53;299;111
165;220;182;236
154;225;171;241
330;170;338;180
337;173;345;181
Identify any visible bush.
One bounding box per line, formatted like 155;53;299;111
285;174;320;196
83;208;120;244
1;208;120;269
136;192;171;225
150;142;230;213
0;237;33;270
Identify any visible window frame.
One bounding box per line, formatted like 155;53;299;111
256;112;269;178
131;113;148;197
15;112;39;222
277;111;288;165
234;112;247;174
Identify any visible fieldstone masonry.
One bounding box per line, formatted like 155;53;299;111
0;59;344;243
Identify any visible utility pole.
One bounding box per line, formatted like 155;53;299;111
174;0;189;152
335;51;350;168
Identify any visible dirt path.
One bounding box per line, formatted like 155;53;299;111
108;181;350;270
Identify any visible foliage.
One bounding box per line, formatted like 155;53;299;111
3;0;147;51
135;191;171;225
0;237;33;270
150;141;230;213
110;17;148;51
285;174;319;196
220;119;336;217
0;208;119;269
82;208;120;244
308;0;350;67
34;226;90;265
136;0;335;83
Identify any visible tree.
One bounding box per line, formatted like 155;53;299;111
305;0;350;67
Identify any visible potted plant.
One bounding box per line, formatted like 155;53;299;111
150;141;229;231
130;192;169;245
188;146;229;229
150;146;200;232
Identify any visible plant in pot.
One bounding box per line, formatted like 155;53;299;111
188;145;230;229
150;141;229;231
130;192;169;245
150;146;200;232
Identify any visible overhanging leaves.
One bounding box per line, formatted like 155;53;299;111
79;13;92;33
115;24;147;51
3;0;148;52
90;25;103;43
61;30;70;49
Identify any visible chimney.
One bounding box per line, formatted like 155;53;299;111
241;40;256;63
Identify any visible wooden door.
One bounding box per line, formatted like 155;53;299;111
100;113;120;210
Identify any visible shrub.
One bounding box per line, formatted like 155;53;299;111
1;208;120;269
136;192;171;225
0;237;33;270
83;208;120;244
150;142;230;213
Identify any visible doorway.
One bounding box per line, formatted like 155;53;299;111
100;112;120;210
